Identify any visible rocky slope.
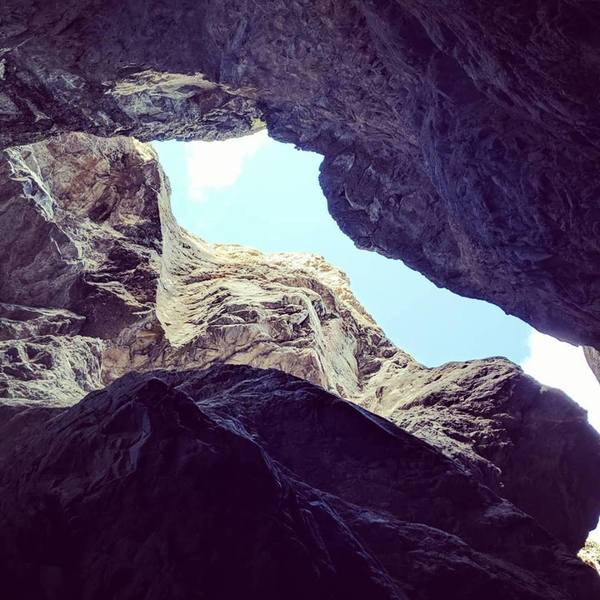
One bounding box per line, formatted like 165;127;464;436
1;365;599;600
0;0;599;357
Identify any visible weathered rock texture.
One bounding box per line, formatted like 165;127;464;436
584;347;600;386
1;133;599;565
580;540;600;575
1;366;599;600
0;0;599;354
0;134;161;405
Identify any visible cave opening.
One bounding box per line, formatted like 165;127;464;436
1;0;600;591
152;131;600;435
154;130;533;367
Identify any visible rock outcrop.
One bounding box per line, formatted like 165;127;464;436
1;366;599;600
584;347;600;386
0;133;161;405
361;357;600;552
0;1;599;355
1;133;599;566
581;540;600;575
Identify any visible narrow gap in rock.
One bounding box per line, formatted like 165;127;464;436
153;132;600;435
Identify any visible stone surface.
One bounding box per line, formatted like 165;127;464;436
584;347;600;386
1;133;598;556
361;357;600;552
1;365;598;600
580;540;600;575
0;134;163;405
0;303;103;406
0;1;599;350
1;4;600;596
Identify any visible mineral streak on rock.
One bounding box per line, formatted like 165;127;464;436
1;366;599;600
0;0;599;354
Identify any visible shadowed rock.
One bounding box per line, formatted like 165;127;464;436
361;357;600;551
0;1;599;352
1;133;598;555
1;366;598;600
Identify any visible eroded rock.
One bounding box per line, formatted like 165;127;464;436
1;132;598;555
361;357;600;551
0;134;163;404
0;1;599;351
1;366;598;600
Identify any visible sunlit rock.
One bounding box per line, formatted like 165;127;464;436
1;133;599;561
1;1;599;354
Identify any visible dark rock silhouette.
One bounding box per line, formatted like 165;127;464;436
1;366;598;600
0;1;599;352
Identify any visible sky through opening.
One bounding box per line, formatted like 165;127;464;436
153;131;600;437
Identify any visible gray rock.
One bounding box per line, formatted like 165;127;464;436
0;1;599;349
584;347;600;386
0;366;598;600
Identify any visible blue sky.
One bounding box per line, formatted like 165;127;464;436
155;132;533;367
153;131;599;430
155;131;600;540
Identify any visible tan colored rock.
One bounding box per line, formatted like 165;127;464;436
580;540;600;575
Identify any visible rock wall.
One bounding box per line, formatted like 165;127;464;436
1;366;599;600
1;132;599;583
1;3;599;595
0;0;599;357
0;134;162;406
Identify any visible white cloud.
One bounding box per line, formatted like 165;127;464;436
521;330;600;432
521;330;600;542
185;130;270;201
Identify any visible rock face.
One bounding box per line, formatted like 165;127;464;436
0;3;599;595
580;540;600;575
1;365;599;600
0;1;599;353
1;133;599;569
361;357;600;552
0;134;162;405
584;347;600;386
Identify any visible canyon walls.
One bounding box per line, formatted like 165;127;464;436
1;2;600;596
0;133;599;597
0;1;598;353
0;366;599;599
